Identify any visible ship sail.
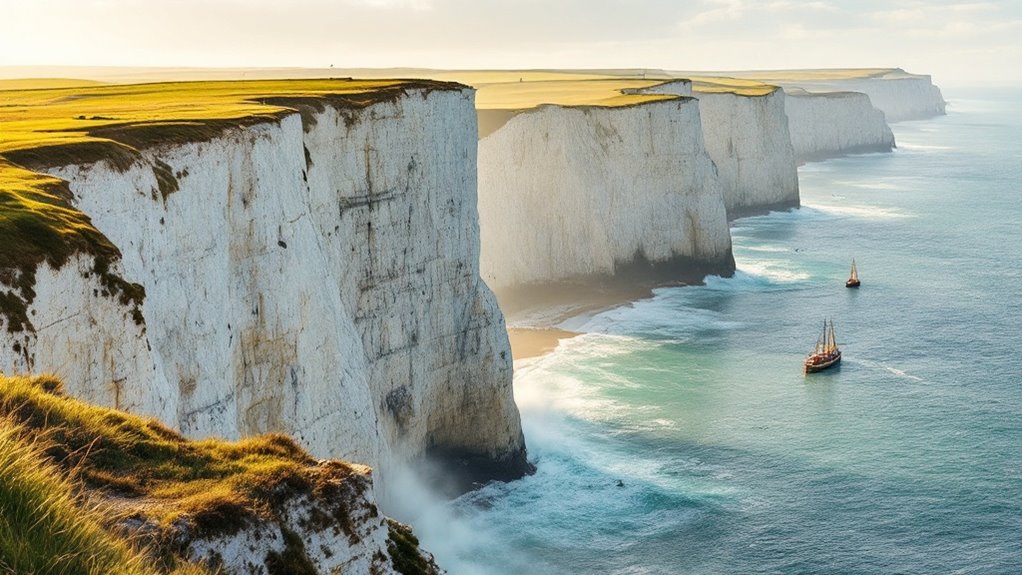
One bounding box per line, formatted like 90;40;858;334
804;319;842;373
846;259;861;288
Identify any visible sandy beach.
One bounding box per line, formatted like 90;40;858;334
507;327;580;360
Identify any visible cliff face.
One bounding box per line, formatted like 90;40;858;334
784;90;895;161
476;98;734;293
786;72;946;123
693;88;800;218
0;87;527;487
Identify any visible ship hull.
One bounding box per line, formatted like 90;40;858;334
804;351;842;373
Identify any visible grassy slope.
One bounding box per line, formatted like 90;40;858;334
0;375;217;574
0;374;428;574
473;78;680;110
684;76;776;96
0;78;455;334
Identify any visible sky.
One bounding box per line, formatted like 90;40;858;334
1;0;1020;86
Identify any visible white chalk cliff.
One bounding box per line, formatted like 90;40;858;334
0;85;529;491
476;95;734;293
692;88;800;217
784;89;895;161
776;69;946;123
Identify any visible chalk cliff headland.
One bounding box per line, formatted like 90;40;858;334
0;79;529;496
0;67;947;574
474;79;734;296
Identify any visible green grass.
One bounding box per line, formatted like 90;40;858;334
0;374;386;572
0;78;456;334
0;414;209;574
386;519;442;575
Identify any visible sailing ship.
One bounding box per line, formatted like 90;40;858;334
804;319;841;374
846;259;861;288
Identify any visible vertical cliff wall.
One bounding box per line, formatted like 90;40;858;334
476;98;734;293
830;75;946;122
693;88;800;218
784;90;895;161
780;70;946;123
0;86;528;488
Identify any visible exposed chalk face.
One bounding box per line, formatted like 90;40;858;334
784;90;896;161
773;73;946;123
0;87;526;492
820;76;946;123
477;98;734;293
178;464;434;575
693;88;801;218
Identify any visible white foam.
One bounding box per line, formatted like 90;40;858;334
732;261;810;285
848;358;926;382
896;141;955;151
801;201;912;220
570;295;742;338
839;180;906;191
743;244;791;253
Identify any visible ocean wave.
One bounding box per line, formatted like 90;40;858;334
896;141;955;151
568;295;743;338
838;180;907;191
701;264;810;293
742;244;791;253
801;202;912;220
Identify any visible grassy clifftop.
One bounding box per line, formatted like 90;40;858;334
0;78;457;335
472;78;682;110
0;374;435;574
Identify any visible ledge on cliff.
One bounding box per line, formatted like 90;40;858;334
0;374;441;575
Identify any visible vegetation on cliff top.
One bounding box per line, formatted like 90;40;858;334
0;375;216;574
0;374;422;574
685;76;777;96
0;78;456;335
472;78;682;110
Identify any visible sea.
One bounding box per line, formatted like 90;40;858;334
412;88;1022;574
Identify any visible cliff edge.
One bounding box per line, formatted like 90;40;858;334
0;79;529;492
475;80;734;300
0;374;442;575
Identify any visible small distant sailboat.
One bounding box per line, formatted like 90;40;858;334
804;319;842;374
846;259;861;288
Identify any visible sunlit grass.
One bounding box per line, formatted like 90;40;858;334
0;373;376;572
474;78;681;110
0;78;107;90
685;76;777;96
0;381;216;574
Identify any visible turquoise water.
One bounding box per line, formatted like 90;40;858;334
423;91;1022;574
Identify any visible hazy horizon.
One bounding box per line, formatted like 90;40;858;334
2;1;1020;87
